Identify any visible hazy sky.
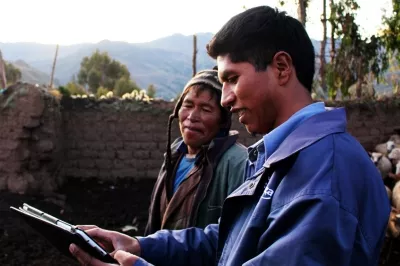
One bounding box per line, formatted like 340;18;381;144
2;0;391;45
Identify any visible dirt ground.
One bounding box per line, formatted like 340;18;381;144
0;178;156;266
0;177;399;266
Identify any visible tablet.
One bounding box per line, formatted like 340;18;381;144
10;203;118;264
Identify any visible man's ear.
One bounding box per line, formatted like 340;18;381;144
271;51;293;86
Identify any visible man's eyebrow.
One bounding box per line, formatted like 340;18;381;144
182;98;194;104
219;70;237;82
199;102;215;109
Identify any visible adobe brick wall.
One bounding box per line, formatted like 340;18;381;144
60;97;258;181
2;84;400;194
326;99;400;151
60;97;400;181
0;84;63;194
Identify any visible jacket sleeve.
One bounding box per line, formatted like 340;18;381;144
136;223;219;266
243;195;361;266
133;257;154;266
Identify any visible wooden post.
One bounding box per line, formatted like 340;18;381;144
192;35;197;77
297;0;307;27
320;0;327;92
49;44;59;89
329;0;336;63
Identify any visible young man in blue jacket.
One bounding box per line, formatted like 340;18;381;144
70;5;391;266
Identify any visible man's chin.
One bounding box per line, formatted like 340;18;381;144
244;125;256;136
244;124;262;137
249;132;258;137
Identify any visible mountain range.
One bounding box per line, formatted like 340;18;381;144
0;34;395;99
0;33;219;99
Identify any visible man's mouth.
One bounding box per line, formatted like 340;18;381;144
185;126;202;133
238;109;245;118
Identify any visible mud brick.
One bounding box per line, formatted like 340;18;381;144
89;142;106;151
135;133;150;142
123;142;141;150
98;151;115;159
83;150;99;158
1;140;20;151
133;150;150;159
95;159;112;169
117;151;132;160
0;150;11;160
106;141;124;150
113;159;126;169
120;132;136;141
141;142;157;150
78;159;96;169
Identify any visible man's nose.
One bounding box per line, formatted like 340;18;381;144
221;84;235;109
187;108;200;121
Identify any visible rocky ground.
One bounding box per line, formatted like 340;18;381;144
0;178;155;266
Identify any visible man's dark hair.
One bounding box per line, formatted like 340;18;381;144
207;6;315;91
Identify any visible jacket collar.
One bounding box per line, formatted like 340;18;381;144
264;107;347;168
247;102;326;164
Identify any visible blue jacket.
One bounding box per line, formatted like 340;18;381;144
136;107;390;266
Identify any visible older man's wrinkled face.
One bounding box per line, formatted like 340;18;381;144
178;86;222;153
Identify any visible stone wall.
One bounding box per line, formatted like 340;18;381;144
2;84;400;194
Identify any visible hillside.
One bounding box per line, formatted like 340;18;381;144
0;35;395;99
9;60;60;86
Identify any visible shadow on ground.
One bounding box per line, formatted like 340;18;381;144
0;178;155;266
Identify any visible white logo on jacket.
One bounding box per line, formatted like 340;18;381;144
262;186;274;200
